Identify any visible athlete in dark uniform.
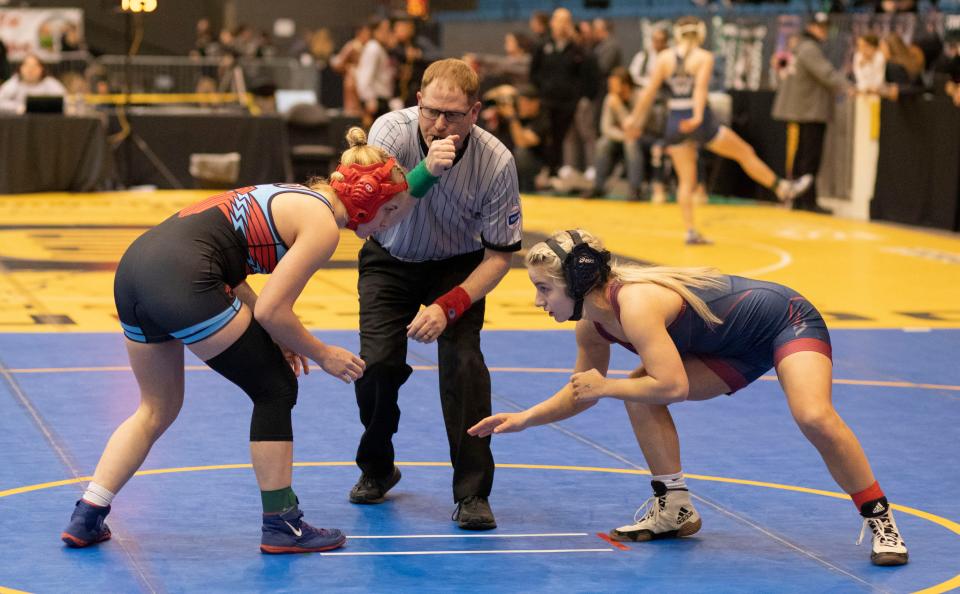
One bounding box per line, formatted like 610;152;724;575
60;127;456;555
625;16;814;245
592;275;831;393
470;229;909;567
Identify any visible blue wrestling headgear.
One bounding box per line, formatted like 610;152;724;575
544;230;612;322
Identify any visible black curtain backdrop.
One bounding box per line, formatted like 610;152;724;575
871;97;960;232
712;90;786;202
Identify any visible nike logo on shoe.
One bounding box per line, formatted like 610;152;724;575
284;521;302;537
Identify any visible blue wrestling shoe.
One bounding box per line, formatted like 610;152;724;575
61;500;112;548
260;506;346;554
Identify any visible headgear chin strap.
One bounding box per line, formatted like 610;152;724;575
544;230;612;322
330;157;408;230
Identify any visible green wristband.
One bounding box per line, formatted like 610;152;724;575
407;160;440;199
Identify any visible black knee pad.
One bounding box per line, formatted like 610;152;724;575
206;319;298;441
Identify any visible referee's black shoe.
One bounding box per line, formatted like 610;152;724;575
349;466;401;504
453;496;497;530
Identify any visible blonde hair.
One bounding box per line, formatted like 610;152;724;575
421;58;480;103
307;126;405;189
525;229;726;326
674;16;706;46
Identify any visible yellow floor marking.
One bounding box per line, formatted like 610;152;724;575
1;461;956;594
1;192;959;330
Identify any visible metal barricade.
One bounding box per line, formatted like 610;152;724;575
93;55;317;94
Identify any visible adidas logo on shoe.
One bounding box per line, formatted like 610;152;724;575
608;488;702;543
871;502;886;515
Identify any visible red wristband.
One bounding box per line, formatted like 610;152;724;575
434;286;472;323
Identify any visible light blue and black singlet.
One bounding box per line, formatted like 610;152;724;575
115;184;334;344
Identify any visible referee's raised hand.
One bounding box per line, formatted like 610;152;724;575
424;134;459;176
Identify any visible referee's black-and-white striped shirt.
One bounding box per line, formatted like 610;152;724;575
369;107;522;262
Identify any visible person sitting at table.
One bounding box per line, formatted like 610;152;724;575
0;53;66;114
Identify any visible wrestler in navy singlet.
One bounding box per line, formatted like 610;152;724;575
594;275;832;393
663;49;721;146
114;184;334;344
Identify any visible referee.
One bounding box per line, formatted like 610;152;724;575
350;59;522;530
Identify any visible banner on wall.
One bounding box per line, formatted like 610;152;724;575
0;8;84;62
715;17;769;91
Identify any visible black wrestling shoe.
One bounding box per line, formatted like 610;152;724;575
348;466;401;504
452;496;497;530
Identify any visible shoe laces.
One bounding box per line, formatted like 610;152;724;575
451;496;480;521
856;513;901;548
632;494;666;525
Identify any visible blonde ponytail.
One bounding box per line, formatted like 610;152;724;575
526;229;727;326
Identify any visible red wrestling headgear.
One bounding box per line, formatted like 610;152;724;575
329;158;408;230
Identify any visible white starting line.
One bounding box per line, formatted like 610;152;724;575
347;532;589;539
321;548;615;557
321;533;616;556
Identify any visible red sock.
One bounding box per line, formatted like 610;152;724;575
851;481;885;511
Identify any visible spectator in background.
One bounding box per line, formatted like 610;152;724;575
628;26;671;204
356;18;395;127
491;83;550;193
501;32;533;86
629;27;670;88
233;25;260;58
879;33;925;99
563;20;602;181
853;34;886;93
331;24;372;117
60;22;85;53
390;18;440;106
308;28;334;67
0;53;67;114
577;21;596;52
193;18;215;56
592;19;622;79
530;8;593;177
584;67;648;201
771;14;847;214
528;11;550;50
936;30;960;106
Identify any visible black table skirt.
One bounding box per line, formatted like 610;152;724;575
0;114;114;194
109;111;292;189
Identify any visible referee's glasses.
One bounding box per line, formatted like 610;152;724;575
419;104;469;123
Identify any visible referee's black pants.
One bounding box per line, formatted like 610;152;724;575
788;121;826;211
354;240;494;502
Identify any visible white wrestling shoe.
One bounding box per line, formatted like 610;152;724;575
776;174;814;206
609;481;702;542
857;507;909;566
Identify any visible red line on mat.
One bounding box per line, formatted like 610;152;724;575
596;532;629;551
